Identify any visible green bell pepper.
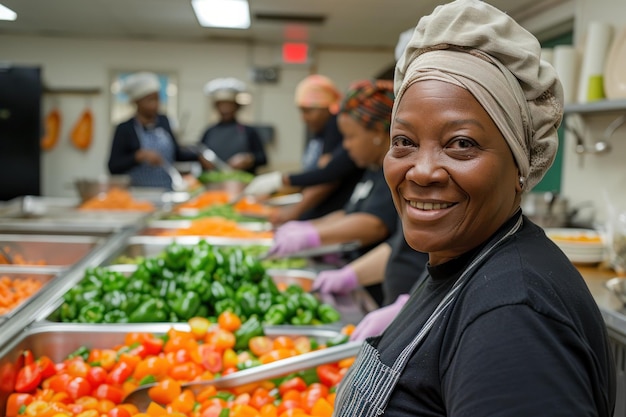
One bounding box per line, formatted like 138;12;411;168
128;299;168;322
238;292;259;317
102;290;127;311
77;302;105;323
290;309;314;326
263;304;287;325
125;278;153;294
284;294;301;318
171;291;201;321
297;292;320;311
184;271;212;302
214;299;242;317
131;263;152;282
210;280;228;301
163;242;190;271
257;292;273;314
101;271;128;292
104;309;129;323
234;315;264;350
59;302;77;322
242;255;265;283
317;304;341;324
143;257;166;276
258;276;280;297
187;246;217;275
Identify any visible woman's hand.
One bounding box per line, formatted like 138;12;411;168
266;221;321;258
350;294;409;341
135;149;163;166
228;152;254;170
313;265;359;294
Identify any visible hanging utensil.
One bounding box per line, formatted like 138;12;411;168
122;341;362;411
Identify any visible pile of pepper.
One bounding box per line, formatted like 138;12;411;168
54;241;341;325
3;316;354;417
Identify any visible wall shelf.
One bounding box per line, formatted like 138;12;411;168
564;99;626;115
43;87;101;96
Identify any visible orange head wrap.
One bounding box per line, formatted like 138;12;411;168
294;74;342;114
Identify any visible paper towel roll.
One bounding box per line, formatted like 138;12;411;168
541;48;554;65
553;45;579;104
577;21;613;103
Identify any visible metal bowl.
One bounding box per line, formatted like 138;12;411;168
74;175;131;202
605;277;626;305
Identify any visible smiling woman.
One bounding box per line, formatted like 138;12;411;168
332;1;616;416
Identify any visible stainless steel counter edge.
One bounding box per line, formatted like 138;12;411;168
0;226;139;354
578;267;626;337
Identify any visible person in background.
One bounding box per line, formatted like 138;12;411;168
244;74;364;224
311;28;427;340
108;71;198;190
199;78;267;174
312;218;429;340
266;80;399;305
333;1;615;416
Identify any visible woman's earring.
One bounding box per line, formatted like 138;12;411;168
519;176;526;189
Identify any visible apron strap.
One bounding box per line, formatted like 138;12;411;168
392;214;524;372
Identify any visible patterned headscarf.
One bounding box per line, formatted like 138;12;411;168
294;74;342;114
340;79;395;131
394;0;563;191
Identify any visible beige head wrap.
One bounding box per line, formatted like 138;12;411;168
294;74;342;114
394;0;564;191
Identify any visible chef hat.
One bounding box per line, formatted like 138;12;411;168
294;74;342;114
123;72;161;101
394;0;563;191
204;78;249;104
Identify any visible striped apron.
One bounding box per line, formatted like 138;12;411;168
333;215;524;416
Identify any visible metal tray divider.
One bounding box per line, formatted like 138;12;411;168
0;226;139;355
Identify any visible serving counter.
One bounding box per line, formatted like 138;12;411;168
2;189;626;416
578;265;626;417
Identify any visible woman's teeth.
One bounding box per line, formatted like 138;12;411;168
409;201;453;210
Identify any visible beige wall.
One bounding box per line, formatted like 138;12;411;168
0;35;392;197
1;0;624;230
559;0;626;226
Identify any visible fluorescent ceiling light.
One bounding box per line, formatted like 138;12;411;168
192;0;250;29
0;4;17;21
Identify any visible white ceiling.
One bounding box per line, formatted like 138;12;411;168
0;0;562;50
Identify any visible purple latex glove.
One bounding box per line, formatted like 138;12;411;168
350;294;410;341
312;265;358;294
267;221;321;258
274;220;308;238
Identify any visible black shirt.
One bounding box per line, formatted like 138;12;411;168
382;219;429;306
376;214;615;416
199;120;267;174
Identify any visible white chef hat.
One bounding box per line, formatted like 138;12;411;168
204;77;249;104
122;72;161;101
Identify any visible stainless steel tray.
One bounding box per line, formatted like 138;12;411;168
122;236;273;257
266;268;316;292
0;322;343;363
147;219;272;233
0;234;103;267
0;322;345;414
0;196;152;234
0;269;61;319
